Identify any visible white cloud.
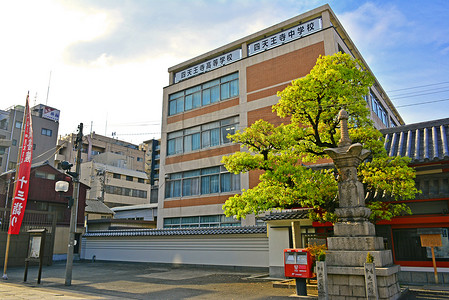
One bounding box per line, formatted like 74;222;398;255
339;3;410;49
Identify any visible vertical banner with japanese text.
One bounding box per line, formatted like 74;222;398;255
8;95;33;234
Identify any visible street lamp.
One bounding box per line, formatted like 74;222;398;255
55;180;69;192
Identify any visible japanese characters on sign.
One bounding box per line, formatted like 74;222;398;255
174;49;242;83
42;106;60;122
8;97;33;235
247;18;322;56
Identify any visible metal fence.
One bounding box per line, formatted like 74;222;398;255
0;208;57;266
0;207;57;234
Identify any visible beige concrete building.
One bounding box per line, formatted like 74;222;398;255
56;132;150;208
55;132;146;172
158;5;404;229
80;158;149;208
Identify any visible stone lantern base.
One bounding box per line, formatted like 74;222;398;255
325;265;401;299
325;226;401;299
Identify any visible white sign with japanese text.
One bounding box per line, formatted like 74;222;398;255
248;18;322;56
42;106;60;122
174;49;242;83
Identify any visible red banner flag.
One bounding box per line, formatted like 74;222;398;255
8;95;33;235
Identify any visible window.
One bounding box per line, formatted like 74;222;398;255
392;228;449;261
137;157;143;162
165;166;240;198
8;161;16;170
41;128;52;136
138;178;145;183
163;214;241;228
168;72;239;116
35;171;56;180
390;117;397;127
15;121;22;129
126;176;133;182
167;116;238;156
12;139;17;146
0;114;8;130
113;173;121;179
104;185;147;198
370;91;389;127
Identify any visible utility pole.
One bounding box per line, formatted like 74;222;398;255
65;123;83;286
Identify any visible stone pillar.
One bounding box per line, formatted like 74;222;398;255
323;110;401;300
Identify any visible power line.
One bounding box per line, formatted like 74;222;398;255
389;89;449;100
109;121;161;126
387;81;449;93
395;98;449;108
388;86;449;98
114;132;161;136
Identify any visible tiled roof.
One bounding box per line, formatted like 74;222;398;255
85;200;114;215
259;209;310;221
381;118;449;163
84;226;267;237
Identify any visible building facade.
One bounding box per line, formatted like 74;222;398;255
80;159;150;208
55;132;146;173
378;118;449;268
140;138;160;204
56;132;150;208
158;5;403;228
0;104;60;173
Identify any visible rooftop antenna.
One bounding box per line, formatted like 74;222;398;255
105;113;108;136
46;71;52;105
34;92;37;107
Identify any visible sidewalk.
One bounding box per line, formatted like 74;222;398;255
1;261;448;299
0;261;295;299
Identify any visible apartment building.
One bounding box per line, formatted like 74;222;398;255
158;5;403;229
55;132;146;172
140;138;160;204
80;158;150;208
0;104;59;173
56;133;149;208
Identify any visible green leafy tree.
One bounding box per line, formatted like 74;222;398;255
222;53;418;223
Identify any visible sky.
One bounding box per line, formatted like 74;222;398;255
0;0;448;144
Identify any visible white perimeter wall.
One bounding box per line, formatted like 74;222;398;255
81;234;269;268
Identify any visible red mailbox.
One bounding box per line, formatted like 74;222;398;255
284;248;313;278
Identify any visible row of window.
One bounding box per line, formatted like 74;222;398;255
169;72;239;116
15;121;53;137
163;214;241;228
165;166;240;198
167;116;238;156
11;139;36;149
112;173;146;183
370;91;389;127
104;185;148;198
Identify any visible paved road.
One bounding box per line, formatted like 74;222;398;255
0;261;296;299
0;261;448;299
